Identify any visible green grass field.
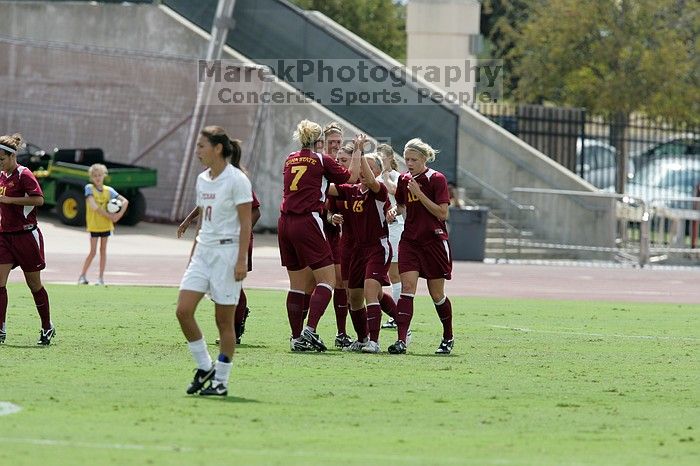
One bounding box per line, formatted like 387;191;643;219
1;284;698;465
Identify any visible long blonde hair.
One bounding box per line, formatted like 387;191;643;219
293;119;322;147
403;138;438;163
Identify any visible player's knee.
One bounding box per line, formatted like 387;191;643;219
175;306;193;322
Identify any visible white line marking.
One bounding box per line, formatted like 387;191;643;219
0;402;22;416
490;325;700;341
0;437;192;452
0;436;508;464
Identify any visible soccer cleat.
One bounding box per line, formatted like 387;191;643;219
381;318;397;329
334;333;353;348
362;340;380;353
290;337;314;352
234;307;250;344
0;329;5;344
37;326;55;346
186;366;215;394
199;381;228;397
387;339;407;354
78;275;89;285
95;278;105;286
301;327;327;352
343;338;369;352
435;338;454;355
406;329;413;347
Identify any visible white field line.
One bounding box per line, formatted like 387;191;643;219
490;325;700;342
0;436;514;464
0;402;22;416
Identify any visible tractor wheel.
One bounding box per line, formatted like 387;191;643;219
56;188;86;227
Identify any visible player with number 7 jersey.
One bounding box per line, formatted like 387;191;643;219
278;120;361;352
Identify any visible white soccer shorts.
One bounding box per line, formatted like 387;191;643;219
179;242;242;305
388;221;404;263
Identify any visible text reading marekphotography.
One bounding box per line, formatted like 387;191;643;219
197;59;503;106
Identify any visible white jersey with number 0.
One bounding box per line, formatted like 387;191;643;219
196;164;253;246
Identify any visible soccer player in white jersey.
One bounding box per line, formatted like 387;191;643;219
176;126;253;397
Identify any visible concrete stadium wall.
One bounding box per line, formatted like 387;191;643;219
0;1;365;228
305;8;614;248
457;107;615;248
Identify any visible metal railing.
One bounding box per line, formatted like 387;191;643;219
457;167;535;258
509;188;651;266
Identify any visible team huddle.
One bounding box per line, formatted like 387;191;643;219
0;121;453;398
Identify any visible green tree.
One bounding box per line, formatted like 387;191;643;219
511;0;699;191
512;0;697;122
290;0;406;60
481;0;532;96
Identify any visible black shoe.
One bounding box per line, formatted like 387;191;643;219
387;339;407;354
301;327;327;352
234;307;250;344
37;326;55;346
199;381;227;397
186;366;215;394
0;329;5;344
334;333;352;348
435;338;454;355
290;336;315;352
381;318;397;329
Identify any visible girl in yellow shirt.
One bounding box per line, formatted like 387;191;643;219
78;164;129;285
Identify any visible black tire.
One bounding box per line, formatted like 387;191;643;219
56;188;86;227
120;190;146;226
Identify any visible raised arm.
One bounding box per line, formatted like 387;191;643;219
345;134;366;184
360;155;381;193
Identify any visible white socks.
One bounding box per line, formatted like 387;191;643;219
187;338;212;370
214;360;232;387
391;282;401;304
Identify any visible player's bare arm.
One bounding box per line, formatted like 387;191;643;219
346;134;366;183
235;201;253;281
360;155;381;193
112;195;129;222
0;193;43;206
406;179;449;221
177;206;202;238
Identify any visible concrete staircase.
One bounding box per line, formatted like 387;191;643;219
457;186;578;261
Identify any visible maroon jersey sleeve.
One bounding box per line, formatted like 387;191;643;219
322;154;351;185
251;190;260;209
20;169;43;197
395;174;408;205
432;173;450;205
334;183;353;200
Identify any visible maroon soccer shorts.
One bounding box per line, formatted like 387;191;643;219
278;213;333;271
339;236;354;282
0;228;46;272
347;239;392;289
398;238;452;280
327;230;341;265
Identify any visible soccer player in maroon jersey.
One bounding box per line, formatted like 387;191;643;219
321;123;352;348
0;133;54;345
177;148;261;345
329;154;396;353
389;138;454;355
278;119;360;352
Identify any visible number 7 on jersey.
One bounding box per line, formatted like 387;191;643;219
289;165;307;191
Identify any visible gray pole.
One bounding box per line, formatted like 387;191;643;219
171;0;237;221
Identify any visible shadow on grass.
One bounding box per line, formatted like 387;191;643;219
195;395;260;404
1;344;46;349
